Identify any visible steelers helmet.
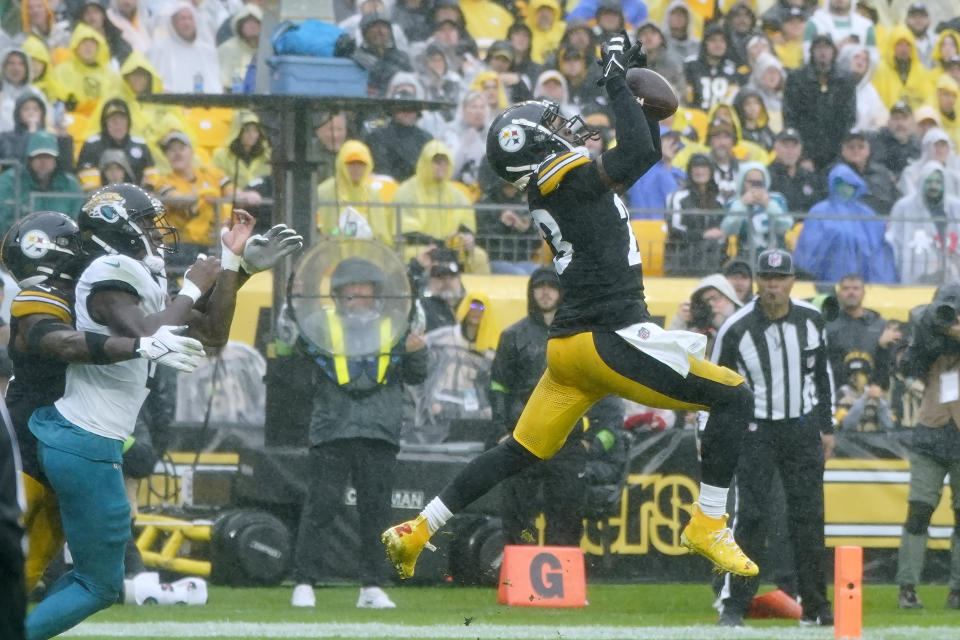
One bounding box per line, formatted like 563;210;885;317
485;99;596;189
78;183;179;259
1;211;85;287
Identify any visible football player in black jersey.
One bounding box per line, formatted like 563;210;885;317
0;211;206;596
383;33;758;580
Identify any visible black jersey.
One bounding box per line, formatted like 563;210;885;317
528;150;651;338
6;285;73;479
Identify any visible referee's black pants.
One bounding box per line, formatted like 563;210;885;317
721;415;829;618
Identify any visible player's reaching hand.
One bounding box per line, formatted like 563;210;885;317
182;255;220;298
598;32;645;85
136;325;206;372
221;209;256;256
241;224;304;273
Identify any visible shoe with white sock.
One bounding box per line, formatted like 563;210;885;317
291;583;316;607
357;586;396;609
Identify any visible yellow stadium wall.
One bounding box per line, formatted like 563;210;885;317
228;272;938;348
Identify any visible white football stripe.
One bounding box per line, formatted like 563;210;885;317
63;622;951;639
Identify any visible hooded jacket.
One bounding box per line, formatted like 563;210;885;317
0;90;73;169
315;139;397;245
746;51;785;128
661;0;699;61
872;26;936;110
532;69;578;116
211;109;271;189
899;127;960;199
363;106;433;182
525;0;565;64
72;0;132;65
837;42;887;132
683;23;748;111
147;2;222;94
733;88;775;151
932;29;960;72
392;139;476;242
107;0;152;53
21;35;58;104
664;154;726;276
392;0;433;43
21;0;70;50
216;3;261;90
0;48;32;133
722;161;792;254
794;163;896;283
76;97;156;191
887;161;960;285
936;74;960;150
52;23;123;115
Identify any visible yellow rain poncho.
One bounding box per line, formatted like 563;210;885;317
525;0;565;65
212;110;271;189
51;23;123;116
872;26;936;110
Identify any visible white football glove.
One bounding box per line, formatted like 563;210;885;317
136;325;206;372
240;224;304;274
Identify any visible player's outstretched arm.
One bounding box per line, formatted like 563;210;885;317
185;210;257;347
595;35;662;190
17;313;205;372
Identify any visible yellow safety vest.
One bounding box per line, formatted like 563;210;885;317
324;309;392;385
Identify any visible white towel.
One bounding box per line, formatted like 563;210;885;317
614;322;707;378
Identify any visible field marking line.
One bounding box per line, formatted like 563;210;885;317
63;621;949;639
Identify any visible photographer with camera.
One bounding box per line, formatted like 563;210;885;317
895;283;960;610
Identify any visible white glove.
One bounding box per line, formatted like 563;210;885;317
136;325;206;372
241;224;303;274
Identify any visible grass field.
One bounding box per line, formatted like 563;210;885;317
59;583;960;640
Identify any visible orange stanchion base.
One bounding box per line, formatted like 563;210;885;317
835;545;863;639
497;545;587;607
747;589;802;619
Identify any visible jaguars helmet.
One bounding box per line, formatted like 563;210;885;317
486;99;597;190
78;183;179;261
1;211;85;287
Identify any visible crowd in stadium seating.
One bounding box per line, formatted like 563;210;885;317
0;0;959;284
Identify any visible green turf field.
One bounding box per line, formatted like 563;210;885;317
60;583;960;639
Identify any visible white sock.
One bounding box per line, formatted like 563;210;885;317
421;497;453;534
698;482;728;519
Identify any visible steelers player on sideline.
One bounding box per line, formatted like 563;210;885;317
383;34;758;579
23;184;300;640
0;210;208;598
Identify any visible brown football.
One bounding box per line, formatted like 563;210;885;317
626;67;679;121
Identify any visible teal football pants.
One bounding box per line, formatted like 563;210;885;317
25;409;128;640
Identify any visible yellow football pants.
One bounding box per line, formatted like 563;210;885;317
21;472;65;592
513;331;745;459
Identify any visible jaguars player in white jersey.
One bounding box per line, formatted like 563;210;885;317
24;184;301;640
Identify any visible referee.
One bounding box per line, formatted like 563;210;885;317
711;249;835;627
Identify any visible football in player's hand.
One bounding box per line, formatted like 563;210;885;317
626;68;679;121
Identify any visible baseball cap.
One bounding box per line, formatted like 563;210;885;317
755;249;794;276
842;128;867;143
890;100;912;115
707;119;735;139
26;131;58;158
776;127;801;143
723;258;752;278
102;101;130;119
429;247;460;277
160;130;192;149
914;105;942;126
906;2;927;15
342;149;368;164
783;6;806;21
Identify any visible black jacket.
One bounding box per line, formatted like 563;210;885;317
767;160;822;213
783;62;856;169
76;98;155;189
0;92;73;171
301;326;428;447
868;128;921;177
354;44;414;98
363;120;433;181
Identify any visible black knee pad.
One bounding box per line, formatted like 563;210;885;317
905;501;935;535
504;435;540;465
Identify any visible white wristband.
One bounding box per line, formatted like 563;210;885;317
220;244;242;272
179;279;203;303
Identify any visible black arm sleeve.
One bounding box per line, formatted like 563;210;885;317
814;321;836;434
597;74;662;189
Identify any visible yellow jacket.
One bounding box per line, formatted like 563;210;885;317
316;139;397;245
51;24;123;117
459;0;513;46
936;75;960;150
872;26;936;110
392;140;476;239
21;34;60;104
525;0;565;65
212;110;271;189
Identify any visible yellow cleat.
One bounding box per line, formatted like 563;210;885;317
680;505;758;577
380;515;436;579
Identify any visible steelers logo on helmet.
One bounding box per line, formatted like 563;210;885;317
498;124;526;152
20;228;52;258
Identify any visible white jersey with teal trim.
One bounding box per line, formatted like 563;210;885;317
55;254;166;441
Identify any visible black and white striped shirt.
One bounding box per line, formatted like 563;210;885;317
712;298;835;429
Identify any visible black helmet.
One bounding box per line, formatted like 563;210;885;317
1;211;85;286
330;257;386;293
485;99;596;189
78;183;178;260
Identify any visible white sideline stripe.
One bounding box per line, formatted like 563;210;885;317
63;622;955;639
